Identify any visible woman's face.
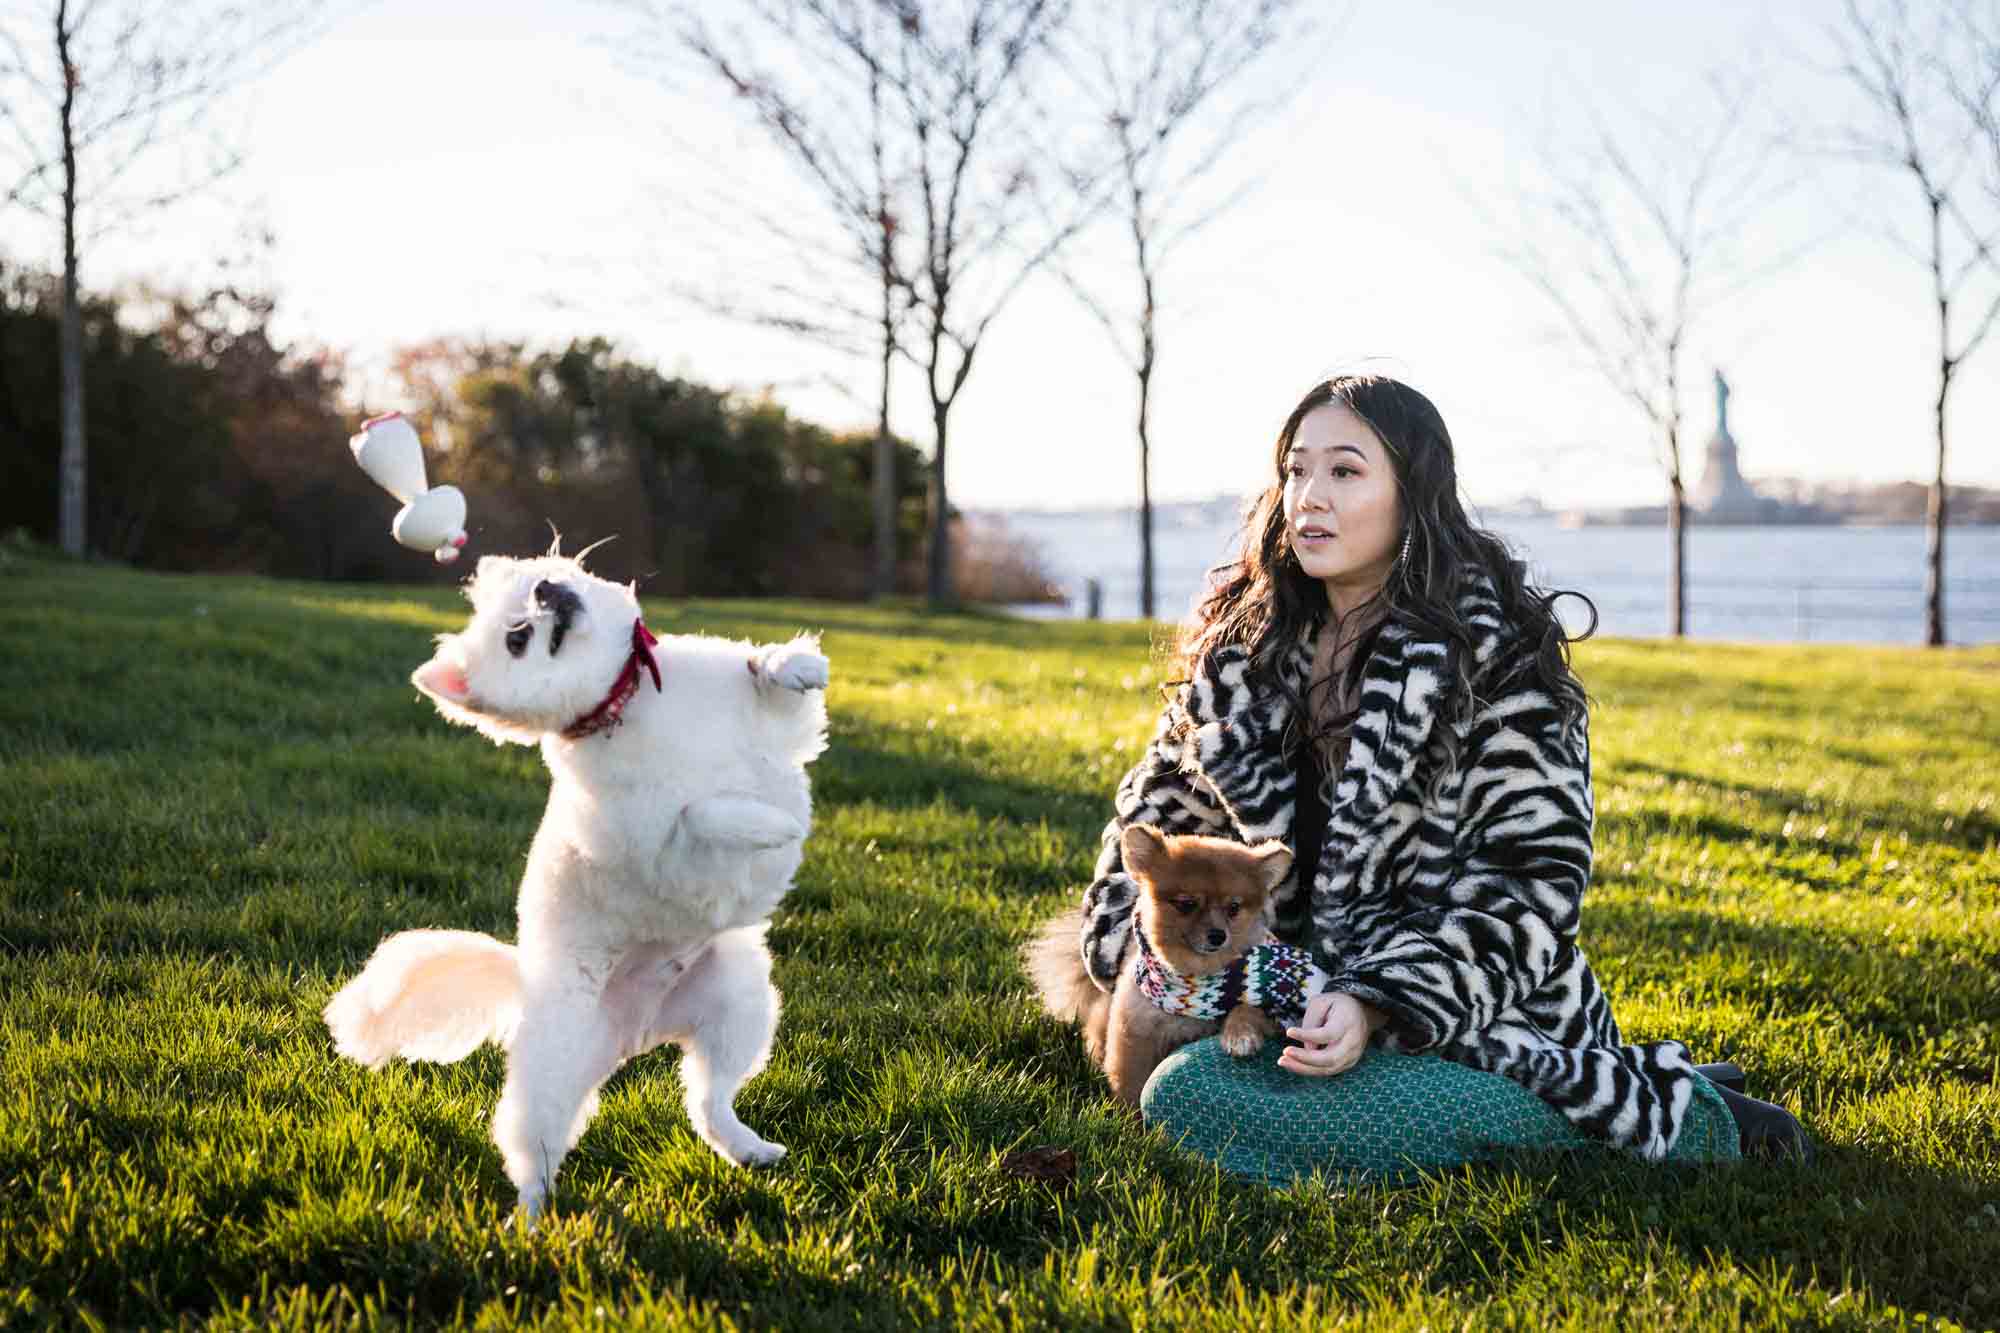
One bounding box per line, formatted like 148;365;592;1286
1282;403;1404;610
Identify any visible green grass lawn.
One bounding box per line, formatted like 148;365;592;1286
2;542;1997;1331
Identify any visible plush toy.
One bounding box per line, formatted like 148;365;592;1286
348;412;469;563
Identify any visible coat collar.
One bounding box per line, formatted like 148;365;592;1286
1181;573;1509;862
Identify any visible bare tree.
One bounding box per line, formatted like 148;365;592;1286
625;0;1089;605
790;0;1097;606
1048;0;1317;620
1828;0;2000;646
0;0;329;558
623;0;919;599
1497;71;1788;638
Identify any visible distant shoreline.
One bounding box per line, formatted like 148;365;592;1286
979;501;2000;528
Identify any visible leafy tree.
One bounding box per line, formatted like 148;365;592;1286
0;267;232;567
400;337;926;596
0;0;331;557
147;273;374;578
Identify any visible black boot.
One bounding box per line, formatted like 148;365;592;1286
1694;1061;1746;1094
1715;1084;1817;1164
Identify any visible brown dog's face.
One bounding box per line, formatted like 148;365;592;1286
1121;825;1293;977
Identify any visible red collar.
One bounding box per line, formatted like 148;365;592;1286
561;619;662;740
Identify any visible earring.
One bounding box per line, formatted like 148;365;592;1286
1397;529;1413;565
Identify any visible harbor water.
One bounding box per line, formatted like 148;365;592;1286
999;509;2000;645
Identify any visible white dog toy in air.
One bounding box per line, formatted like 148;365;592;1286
348;411;469;563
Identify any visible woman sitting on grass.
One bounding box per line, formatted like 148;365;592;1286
1070;373;1812;1183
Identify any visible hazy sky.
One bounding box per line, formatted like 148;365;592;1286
7;0;1997;512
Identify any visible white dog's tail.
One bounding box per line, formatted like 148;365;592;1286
323;929;522;1068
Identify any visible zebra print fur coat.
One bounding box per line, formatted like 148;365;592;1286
1078;578;1703;1160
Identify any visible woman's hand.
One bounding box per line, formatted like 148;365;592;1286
1277;991;1386;1077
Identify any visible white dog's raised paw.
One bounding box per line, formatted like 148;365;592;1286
679;795;804;850
750;646;829;694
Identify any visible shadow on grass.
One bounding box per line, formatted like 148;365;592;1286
28;1133;1995;1329
1585;899;2000;1060
754;1036;2000;1330
1612;759;2000;853
986;1016;2000;1327
1421;1147;1997;1329
817;730;1107;829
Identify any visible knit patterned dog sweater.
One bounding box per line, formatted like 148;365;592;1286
1131;925;1331;1027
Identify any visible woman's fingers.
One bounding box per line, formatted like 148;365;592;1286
1277;992;1375;1076
1277;1023;1367;1076
1289;992;1341;1036
1276;1041;1360;1076
1285;992;1356;1046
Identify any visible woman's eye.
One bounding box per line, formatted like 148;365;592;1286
505;622;533;658
1332;465;1358;479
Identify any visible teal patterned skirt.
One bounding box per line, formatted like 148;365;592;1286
1140;1038;1742;1186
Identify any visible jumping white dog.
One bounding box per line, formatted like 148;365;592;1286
323;550;828;1220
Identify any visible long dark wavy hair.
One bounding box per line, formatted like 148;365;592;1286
1173;374;1597;752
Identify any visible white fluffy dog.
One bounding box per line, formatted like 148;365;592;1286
323;551;828;1220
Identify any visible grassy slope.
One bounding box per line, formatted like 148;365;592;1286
1;546;1996;1331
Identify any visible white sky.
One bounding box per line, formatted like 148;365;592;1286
6;0;1998;511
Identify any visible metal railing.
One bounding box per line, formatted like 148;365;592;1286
1056;573;2000;644
1558;575;2000;642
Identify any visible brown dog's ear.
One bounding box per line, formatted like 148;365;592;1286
1120;823;1170;879
1248;840;1294;893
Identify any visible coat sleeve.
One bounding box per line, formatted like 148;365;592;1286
1322;681;1594;1051
1078;703;1232;990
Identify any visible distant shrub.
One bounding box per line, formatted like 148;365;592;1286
945;513;1065;605
0;267;938;598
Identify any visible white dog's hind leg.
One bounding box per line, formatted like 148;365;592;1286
646;926;787;1167
491;978;622;1223
600;944;689;1061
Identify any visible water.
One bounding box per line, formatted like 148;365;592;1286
999;509;2000;645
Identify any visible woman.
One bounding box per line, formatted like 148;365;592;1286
1064;374;1811;1184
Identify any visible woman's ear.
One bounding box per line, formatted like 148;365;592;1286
1120;823;1169;879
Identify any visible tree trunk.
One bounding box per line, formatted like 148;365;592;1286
1136;363;1154;621
56;1;87;558
1926;365;1949;647
925;401;952;606
1667;477;1687;639
871;325;895;600
1134;198;1158;622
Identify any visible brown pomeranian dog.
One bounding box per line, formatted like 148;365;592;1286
1025;824;1293;1106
